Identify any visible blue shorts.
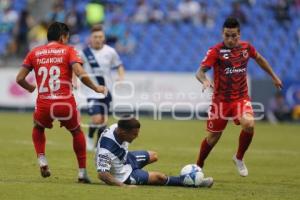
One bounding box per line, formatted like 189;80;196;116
87;92;112;116
124;151;150;185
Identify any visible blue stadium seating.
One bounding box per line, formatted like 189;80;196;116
0;33;10;55
1;0;299;80
103;0;299;80
0;0;27;55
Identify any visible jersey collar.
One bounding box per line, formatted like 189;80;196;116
47;41;61;46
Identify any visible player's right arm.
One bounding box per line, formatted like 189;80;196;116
196;48;217;92
72;63;107;94
96;151;132;187
16;50;36;93
98;171;126;186
16;67;36;93
196;67;213;92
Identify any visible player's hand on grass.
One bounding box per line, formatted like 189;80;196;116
202;80;213;92
272;76;283;90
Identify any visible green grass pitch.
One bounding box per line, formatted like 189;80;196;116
0;112;299;200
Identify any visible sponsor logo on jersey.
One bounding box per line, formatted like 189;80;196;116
87;55;98;64
242;50;249;58
223;53;229;59
35;49;66;56
220;49;231;53
225;67;246;75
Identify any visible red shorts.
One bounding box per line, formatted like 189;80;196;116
34;97;80;131
207;98;253;133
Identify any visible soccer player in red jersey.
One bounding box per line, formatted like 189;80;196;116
195;17;283;176
16;22;106;183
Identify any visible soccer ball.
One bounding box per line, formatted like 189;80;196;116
180;164;203;176
180;164;204;187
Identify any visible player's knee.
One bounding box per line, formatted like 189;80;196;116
93;119;105;126
92;117;106;126
148;151;158;163
243;126;254;133
70;126;82;135
33;121;44;131
242;120;254;133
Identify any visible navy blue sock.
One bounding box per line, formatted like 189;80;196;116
165;176;184;186
96;126;106;145
88;126;97;138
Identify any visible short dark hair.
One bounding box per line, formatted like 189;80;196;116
118;117;141;132
91;24;103;33
223;17;240;30
47;22;70;42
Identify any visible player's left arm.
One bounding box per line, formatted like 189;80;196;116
16;67;36;93
254;52;283;90
97;171;126;186
111;49;125;81
72;71;78;89
116;64;125;81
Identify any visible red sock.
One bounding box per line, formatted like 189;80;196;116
236;130;254;160
32;127;46;156
196;138;213;168
72;130;87;168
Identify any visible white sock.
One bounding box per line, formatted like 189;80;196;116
38;154;48;167
78;168;87;178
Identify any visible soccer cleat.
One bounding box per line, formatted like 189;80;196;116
38;155;51;178
78;169;91;184
86;137;94;152
40;165;51;178
78;177;92;184
232;155;248;177
199;177;214;188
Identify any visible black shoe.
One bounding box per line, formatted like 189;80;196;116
40;165;51;178
78;176;91;184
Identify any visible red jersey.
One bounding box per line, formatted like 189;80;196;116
22;42;82;102
201;41;257;102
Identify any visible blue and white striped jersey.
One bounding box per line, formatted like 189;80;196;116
80;45;122;99
95;124;132;182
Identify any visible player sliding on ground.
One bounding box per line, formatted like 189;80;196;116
96;117;213;187
16;22;106;183
195;17;283;177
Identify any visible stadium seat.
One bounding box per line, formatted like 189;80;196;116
0;0;298;79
